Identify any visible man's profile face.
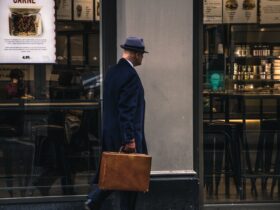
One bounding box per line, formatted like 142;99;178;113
134;52;144;66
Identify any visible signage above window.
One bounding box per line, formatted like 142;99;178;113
56;0;72;20
73;0;94;21
260;0;280;24
204;0;258;24
223;0;257;23
204;0;223;24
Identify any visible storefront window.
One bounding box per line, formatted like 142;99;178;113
203;0;280;203
0;1;101;198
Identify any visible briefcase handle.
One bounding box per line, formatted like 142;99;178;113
119;146;137;154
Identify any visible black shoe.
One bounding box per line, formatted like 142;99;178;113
84;199;100;210
84;199;92;210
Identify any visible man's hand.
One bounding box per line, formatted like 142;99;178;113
122;139;136;153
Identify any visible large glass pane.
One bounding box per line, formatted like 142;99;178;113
203;0;280;203
0;107;100;198
0;2;101;199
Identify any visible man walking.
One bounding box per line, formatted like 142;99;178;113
85;36;148;210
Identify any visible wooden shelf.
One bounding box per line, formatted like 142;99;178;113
230;79;280;83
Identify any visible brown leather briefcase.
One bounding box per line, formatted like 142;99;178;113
98;152;152;192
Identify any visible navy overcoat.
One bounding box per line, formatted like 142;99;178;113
102;58;147;154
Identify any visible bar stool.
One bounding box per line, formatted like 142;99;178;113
254;119;280;195
204;121;243;197
271;134;280;196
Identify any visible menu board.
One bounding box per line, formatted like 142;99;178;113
260;0;280;24
74;0;94;21
56;0;72;20
0;0;56;63
204;0;223;24
223;0;257;23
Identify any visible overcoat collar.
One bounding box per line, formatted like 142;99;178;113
118;58;133;68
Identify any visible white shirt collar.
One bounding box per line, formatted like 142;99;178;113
125;59;134;67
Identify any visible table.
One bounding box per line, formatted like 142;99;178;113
204;91;280;121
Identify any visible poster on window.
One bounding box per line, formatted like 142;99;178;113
95;0;100;21
223;0;257;23
0;0;56;63
74;0;94;21
260;0;280;24
204;0;223;24
56;0;72;20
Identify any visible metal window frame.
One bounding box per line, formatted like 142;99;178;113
193;0;204;209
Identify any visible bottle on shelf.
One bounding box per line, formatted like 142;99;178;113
265;63;272;79
237;70;242;80
245;45;251;57
241;45;245;57
273;46;280;57
273;60;280;79
240;45;250;57
260;67;266;80
232;63;237;80
233;70;237;80
253;65;258;79
217;43;224;54
234;45;241;57
253;45;257;56
243;65;249;80
267;46;271;57
248;65;254;79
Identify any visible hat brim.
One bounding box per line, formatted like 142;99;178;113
120;45;148;53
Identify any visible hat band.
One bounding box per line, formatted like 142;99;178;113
123;44;145;51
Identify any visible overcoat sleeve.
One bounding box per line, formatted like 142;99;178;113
118;73;139;144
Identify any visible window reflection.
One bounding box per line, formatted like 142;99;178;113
0;108;100;198
0;8;100;199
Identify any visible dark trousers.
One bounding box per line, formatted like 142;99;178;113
88;186;138;210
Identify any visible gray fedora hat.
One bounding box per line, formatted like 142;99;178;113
120;36;148;53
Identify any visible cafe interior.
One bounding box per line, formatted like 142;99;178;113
203;14;280;203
